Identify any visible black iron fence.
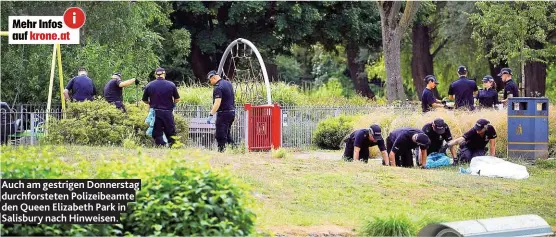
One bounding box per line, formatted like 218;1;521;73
1;103;414;149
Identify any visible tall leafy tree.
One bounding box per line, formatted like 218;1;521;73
0;2;175;103
377;1;420;101
470;1;556;96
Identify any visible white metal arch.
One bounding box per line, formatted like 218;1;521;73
217;38;272;105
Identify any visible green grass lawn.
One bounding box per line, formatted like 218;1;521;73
56;146;556;235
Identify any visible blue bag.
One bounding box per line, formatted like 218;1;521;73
144;108;168;143
424;152;451;169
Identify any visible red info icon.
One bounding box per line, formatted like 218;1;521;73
63;7;86;29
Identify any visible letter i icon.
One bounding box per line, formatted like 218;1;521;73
73;12;76;24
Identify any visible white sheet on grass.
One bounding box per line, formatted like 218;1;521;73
469;156;529;180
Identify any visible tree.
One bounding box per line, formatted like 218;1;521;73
377;1;420;101
311;2;382;99
0;2;175;103
470;1;556;96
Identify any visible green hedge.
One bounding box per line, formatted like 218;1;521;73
312;115;355;150
44;100;188;147
0;146;255;236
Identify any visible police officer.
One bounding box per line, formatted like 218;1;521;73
448;65;478;111
342;124;388;164
103;72;139;112
421;75;445;113
441;119;497;164
420;118;456;166
142;68;180;147
207;70;236;152
477;75;499;109
499;68;519;103
386;128;431;168
64;67;97;102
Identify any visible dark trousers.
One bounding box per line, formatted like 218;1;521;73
456;147;486;164
109;101;126;113
215;111;235;152
0;123;16;145
342;142;370;163
153;110;176;146
386;137;414;168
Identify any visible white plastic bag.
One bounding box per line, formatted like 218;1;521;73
468;156;529;179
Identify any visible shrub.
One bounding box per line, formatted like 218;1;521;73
44;100;188;147
312;115;355;150
271;148;289;159
360;215;417;237
0;146;256;236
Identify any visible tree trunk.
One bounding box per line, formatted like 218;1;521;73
346;44;375;99
524;61;547;97
190;42;213;83
411;23;434;100
378;1;419;101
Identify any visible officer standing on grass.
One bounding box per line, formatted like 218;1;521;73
64;67;97;102
142;67;180;147
448;65;478;111
342;124;389;164
207;70;236;153
386;128;431;168
477;75;499;109
103;72;139;112
440;119;497;164
499;68;519;103
421;75;445;113
419;118;456;166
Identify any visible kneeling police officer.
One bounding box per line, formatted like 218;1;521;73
342;124;388;164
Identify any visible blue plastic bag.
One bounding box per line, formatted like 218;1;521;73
144;108;168;143
424;152;451;169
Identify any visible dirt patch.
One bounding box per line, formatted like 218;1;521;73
268;225;354;237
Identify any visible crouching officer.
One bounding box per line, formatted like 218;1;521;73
142;68;180;147
386;128;431;168
440;119;497;164
207;70;236;152
477;75;499;109
342;124;388;164
64;67;97;102
103;72;139;112
420;119;456;166
421;75;446;113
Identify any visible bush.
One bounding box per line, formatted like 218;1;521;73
44;100;188;147
0;146;255;236
312;115;355;150
360;215;416;237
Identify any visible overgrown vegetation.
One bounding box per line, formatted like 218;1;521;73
0;146;255;236
313;105;556;159
177;81;378;107
44;100;189;146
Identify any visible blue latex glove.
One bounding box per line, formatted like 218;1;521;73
173;103;176;109
207;114;213;124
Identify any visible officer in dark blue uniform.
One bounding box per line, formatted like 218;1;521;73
421;118;456;165
103;72;139;112
207;70;236;152
64;67;97;102
342;124;389;164
441;119;497;164
477;75;499;109
386;128;430;168
142;68;180;147
421;75;445;113
499;68;519;103
448;66;478;110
